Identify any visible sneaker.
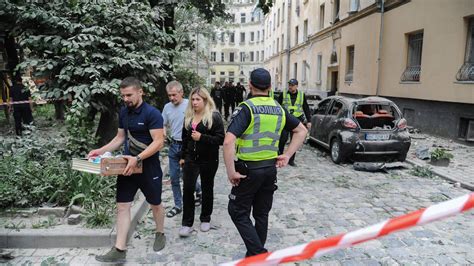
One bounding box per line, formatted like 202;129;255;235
179;226;194;237
153;232;166;252
166;207;182;218
95;247;126;263
195;193;202;207
200;222;211;232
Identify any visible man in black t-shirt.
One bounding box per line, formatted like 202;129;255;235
210;81;223;114
9;76;33;136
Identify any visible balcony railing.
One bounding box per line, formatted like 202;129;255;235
401;66;421;82
456;62;474;81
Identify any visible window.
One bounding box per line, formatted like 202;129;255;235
220;71;225;76
221;52;225;62
329;101;344;116
211;52;216;62
456;18;474;81
261;50;264;61
211;33;217;42
241;13;246;23
282;2;285;23
211;70;216;75
303;19;309;41
211;78;216;84
220;32;225;43
229;32;235;43
302;60;308;82
319;4;325;30
256;51;260;61
229;71;235;77
333;0;340;23
315;99;331;115
295;26;299;46
349;0;360;14
277;9;280;26
229;52;235;62
257;31;260;42
281;34;284;50
262;29;265;40
277;38;280;53
250;51;255;62
401;31;423;82
317;53;322;82
240;32;246;43
273;13;276;30
345;46;355;82
294;62;298;79
250;32;255;42
240;52;246;62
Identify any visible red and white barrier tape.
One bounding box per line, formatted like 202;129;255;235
222;193;474;266
0;99;64;106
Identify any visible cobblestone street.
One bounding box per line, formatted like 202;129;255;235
3;143;473;265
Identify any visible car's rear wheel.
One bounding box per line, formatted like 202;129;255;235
330;138;344;164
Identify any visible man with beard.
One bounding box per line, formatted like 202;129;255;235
89;77;166;263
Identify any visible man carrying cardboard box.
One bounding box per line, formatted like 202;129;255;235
88;77;166;263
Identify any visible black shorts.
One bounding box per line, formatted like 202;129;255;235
116;157;163;205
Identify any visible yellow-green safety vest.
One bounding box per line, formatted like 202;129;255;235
282;90;304;117
269;89;274;99
236;97;286;161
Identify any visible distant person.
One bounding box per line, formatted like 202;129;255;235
277;79;312;167
9;75;33;136
234;82;246;104
210;81;223;115
223;81;233;120
179;87;224;237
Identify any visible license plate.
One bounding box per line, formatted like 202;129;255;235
365;133;390;141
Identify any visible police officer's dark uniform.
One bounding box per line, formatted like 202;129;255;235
277;79;311;166
227;69;300;257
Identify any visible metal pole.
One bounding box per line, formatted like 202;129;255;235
285;0;292;87
375;0;384;96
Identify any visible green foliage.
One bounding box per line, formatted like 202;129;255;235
430;148;454;161
174;68;206;95
410;166;434;178
257;0;274;15
0;128;115;227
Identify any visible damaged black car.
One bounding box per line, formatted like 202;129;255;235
308;96;411;164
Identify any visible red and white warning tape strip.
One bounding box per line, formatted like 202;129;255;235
222;193;474;266
0;99;64;106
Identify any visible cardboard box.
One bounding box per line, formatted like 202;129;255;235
72;157;143;176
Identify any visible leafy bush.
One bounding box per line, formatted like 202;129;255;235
430;148;454;161
0;128;114;227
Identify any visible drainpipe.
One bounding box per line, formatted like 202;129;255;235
285;0;292;88
375;0;384;96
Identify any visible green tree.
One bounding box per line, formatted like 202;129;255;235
2;1;174;145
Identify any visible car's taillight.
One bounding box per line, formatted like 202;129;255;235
397;118;407;130
343;118;358;129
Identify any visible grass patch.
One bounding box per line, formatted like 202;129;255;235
410;166;434;178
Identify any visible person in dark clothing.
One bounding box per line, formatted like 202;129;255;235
9;76;33;136
234;82;246;104
179;87;225;237
210;81;223;115
224;68;307;257
277;79;312;167
223;81;234;120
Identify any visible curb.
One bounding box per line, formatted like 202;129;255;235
0;191;149;249
406;159;474;191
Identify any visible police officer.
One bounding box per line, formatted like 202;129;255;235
223;68;307;257
277;78;312;167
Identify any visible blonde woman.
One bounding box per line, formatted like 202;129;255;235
178;87;225;237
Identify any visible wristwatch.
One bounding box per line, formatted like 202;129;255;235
136;155;142;165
